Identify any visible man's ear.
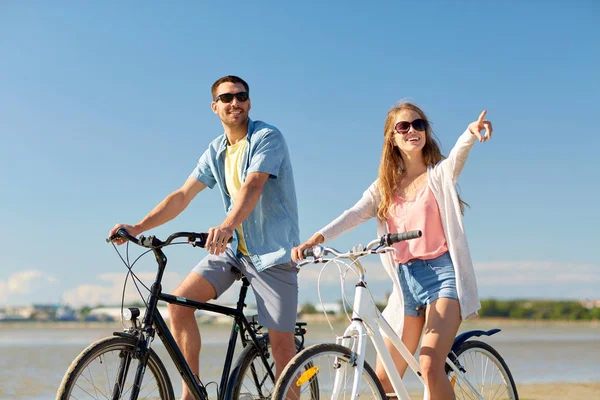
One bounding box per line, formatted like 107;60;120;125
211;101;218;114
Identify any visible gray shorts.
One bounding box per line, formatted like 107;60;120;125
192;248;299;332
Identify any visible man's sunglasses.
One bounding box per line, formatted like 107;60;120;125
394;119;428;134
215;92;249;103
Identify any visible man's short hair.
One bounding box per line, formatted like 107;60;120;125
211;75;250;100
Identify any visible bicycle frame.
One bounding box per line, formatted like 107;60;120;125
323;257;484;400
117;243;275;400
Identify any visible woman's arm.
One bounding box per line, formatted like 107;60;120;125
440;110;493;181
292;181;379;261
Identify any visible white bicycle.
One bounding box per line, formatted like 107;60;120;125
272;231;518;400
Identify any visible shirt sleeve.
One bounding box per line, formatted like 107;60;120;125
318;181;379;241
246;129;286;178
432;129;477;183
189;148;217;188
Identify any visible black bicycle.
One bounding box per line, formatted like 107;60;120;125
56;228;318;400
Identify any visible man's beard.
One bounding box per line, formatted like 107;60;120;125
225;113;248;127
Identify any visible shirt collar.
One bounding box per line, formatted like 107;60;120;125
217;118;254;154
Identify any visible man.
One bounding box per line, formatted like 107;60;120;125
109;75;299;400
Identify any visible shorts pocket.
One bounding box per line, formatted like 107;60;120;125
425;253;453;272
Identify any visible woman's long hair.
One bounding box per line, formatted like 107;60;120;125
376;102;467;220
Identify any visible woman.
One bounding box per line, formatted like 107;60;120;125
292;102;493;399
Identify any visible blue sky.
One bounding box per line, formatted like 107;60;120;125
1;1;599;308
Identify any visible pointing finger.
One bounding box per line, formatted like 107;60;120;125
478;110;487;124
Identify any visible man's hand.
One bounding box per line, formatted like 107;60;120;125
109;224;142;245
206;225;235;255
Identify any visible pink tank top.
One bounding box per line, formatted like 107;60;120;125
386;185;448;263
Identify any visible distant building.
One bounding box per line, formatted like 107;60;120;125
56;305;78;321
315;303;343;314
0;312;28;321
580;299;600;309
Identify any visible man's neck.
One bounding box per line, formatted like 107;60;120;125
224;121;249;145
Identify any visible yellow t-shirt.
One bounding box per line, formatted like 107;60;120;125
225;138;249;255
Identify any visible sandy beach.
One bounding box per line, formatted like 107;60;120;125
404;383;600;399
2;377;598;400
514;383;600;400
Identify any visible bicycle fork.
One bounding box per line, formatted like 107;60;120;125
331;283;372;400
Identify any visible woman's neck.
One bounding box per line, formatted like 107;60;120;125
401;151;427;176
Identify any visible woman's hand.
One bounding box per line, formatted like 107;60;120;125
468;110;493;142
292;233;325;263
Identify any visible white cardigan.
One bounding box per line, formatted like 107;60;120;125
318;129;481;337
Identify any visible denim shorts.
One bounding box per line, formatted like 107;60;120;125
397;252;458;317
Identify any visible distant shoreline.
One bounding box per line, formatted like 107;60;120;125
1;316;599;330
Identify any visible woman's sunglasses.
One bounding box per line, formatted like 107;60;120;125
394;119;428;134
215;92;249;103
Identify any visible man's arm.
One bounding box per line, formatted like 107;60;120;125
135;177;207;232
109;177;206;243
205;172;269;254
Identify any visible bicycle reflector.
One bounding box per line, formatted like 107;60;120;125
296;366;319;387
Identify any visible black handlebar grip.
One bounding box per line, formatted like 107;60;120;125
106;228;138;244
302;248;315;258
383;230;422;246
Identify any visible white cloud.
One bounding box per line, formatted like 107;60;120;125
474;261;600;286
58;260;600;308
2;270;57;296
62;271;261;308
297;259;600;303
62;271;184;307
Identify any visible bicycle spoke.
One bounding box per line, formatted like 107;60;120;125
450;341;517;400
58;338;172;400
273;344;386;400
76;371;110;400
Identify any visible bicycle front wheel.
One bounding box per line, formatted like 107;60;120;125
56;335;174;400
272;343;386;400
448;340;518;400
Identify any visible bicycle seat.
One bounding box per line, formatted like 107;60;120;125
230;266;243;280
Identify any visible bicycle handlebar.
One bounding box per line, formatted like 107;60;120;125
106;228;231;249
381;230;422;246
301;230;422;259
303;247;316;258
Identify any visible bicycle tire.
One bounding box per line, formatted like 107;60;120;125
448;340;519;400
56;335;174;400
228;336;318;399
272;342;386;400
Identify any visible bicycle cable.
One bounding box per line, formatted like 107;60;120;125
110;240;189;328
315;252;384;337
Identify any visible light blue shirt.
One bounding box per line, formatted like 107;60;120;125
190;119;299;271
